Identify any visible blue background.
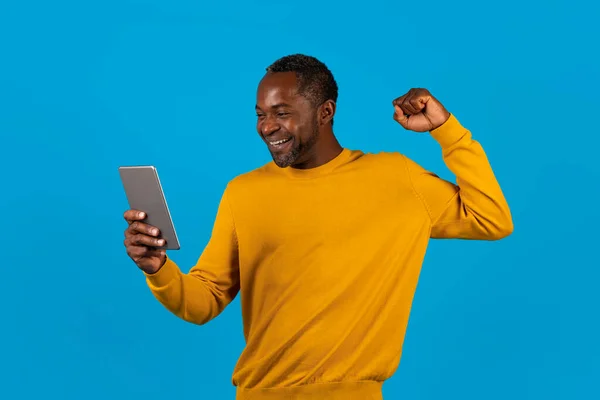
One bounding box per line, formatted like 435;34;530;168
1;1;598;399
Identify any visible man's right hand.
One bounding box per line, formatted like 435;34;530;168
123;210;167;274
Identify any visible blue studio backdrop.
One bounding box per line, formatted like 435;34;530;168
1;1;599;399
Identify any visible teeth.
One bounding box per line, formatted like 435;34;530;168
270;138;291;145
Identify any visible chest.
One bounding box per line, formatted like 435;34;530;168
232;172;425;254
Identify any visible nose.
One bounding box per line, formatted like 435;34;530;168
260;117;280;137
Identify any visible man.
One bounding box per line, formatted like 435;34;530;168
123;54;513;399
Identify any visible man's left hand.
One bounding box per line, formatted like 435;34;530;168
392;88;451;132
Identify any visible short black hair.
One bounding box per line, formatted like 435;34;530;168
266;54;338;125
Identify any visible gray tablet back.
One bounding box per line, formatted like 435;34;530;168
119;166;180;250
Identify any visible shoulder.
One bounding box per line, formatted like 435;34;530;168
221;161;276;196
358;150;435;184
359;150;413;170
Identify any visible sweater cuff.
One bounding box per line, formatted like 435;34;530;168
429;114;468;149
144;256;179;289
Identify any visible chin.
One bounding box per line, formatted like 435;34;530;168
272;150;299;168
273;156;294;168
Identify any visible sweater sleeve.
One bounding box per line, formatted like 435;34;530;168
144;185;240;324
403;114;513;240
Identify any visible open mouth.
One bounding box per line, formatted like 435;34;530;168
268;137;293;151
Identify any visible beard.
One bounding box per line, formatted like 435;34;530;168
271;121;319;168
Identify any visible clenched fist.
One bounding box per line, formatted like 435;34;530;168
393;88;451;132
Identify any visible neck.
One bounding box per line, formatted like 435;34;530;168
292;129;343;169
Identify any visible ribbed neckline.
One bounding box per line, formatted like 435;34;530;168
274;148;353;179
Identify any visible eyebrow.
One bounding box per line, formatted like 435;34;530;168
255;103;293;110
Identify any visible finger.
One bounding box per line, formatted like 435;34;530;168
126;243;149;259
124;209;146;224
393;105;408;119
393;91;416;115
401;96;420;115
393;105;410;127
392;93;410;108
409;97;426;113
130;233;166;248
127;221;160;237
397;102;414;117
126;243;165;260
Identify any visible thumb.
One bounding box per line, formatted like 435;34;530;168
393;105;410;128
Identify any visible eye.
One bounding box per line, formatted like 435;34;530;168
277;112;290;117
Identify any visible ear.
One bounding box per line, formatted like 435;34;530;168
318;100;336;125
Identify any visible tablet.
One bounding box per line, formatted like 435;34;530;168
119;165;181;250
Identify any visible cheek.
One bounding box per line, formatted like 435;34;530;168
280;119;299;135
291;115;314;135
297;119;317;139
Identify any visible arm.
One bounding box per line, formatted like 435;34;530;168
144;186;240;324
403;114;513;240
393;88;513;240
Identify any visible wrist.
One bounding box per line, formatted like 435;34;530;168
429;114;468;148
144;256;178;288
431;110;451;131
147;256;167;275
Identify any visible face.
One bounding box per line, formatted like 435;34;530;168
255;72;320;168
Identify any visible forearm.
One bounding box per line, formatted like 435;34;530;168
145;257;237;325
427;115;513;239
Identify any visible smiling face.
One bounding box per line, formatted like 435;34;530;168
255;71;321;168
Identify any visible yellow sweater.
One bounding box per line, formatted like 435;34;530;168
145;114;513;399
